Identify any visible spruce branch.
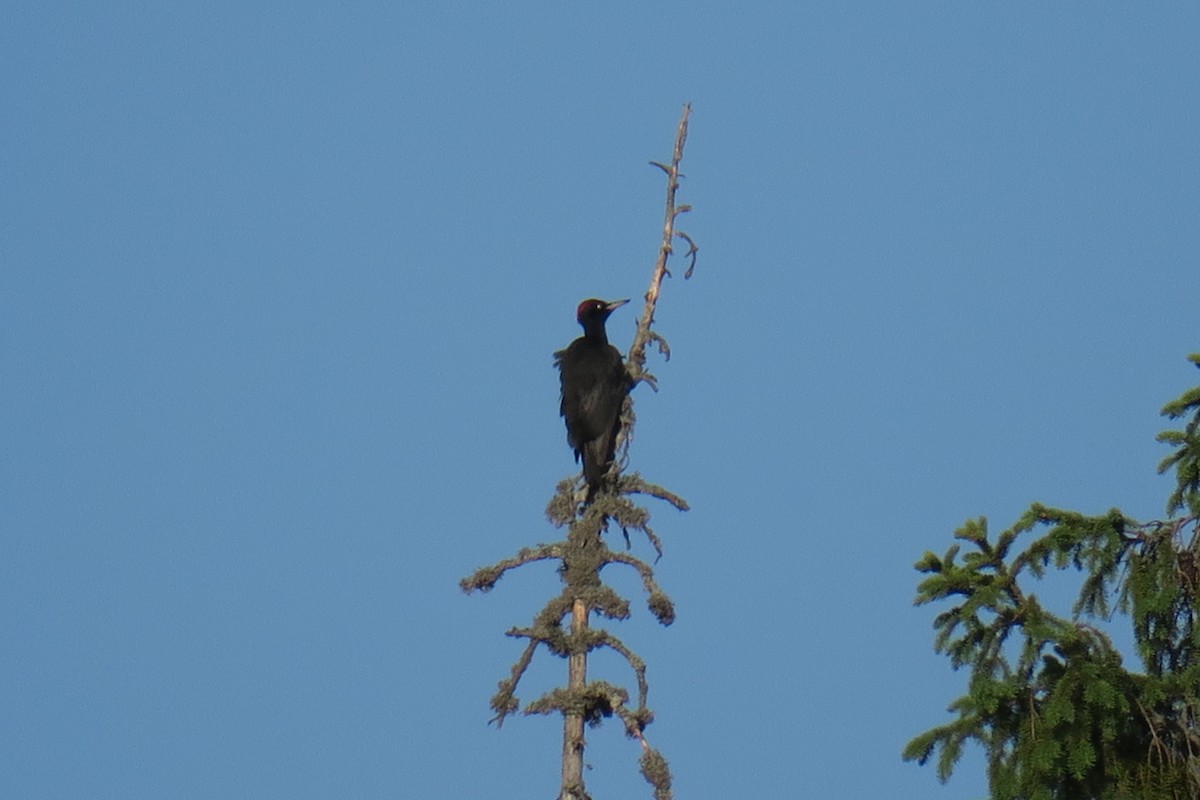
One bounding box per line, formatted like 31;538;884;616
909;356;1200;798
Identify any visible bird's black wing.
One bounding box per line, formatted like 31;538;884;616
554;341;629;457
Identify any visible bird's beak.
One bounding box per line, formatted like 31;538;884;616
606;299;631;312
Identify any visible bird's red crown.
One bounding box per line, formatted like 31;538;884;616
576;298;608;322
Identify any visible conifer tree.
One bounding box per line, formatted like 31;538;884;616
905;354;1200;799
460;105;697;800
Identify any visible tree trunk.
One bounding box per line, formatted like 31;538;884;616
560;597;588;800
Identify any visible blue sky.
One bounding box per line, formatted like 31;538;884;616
3;4;1198;798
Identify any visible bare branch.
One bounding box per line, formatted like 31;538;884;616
620;473;690;512
675;231;699;279
627;103;694;383
489;638;539;727
460;543;563;593
606;550;676;625
591;628;651;708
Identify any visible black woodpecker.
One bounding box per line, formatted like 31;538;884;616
554;298;632;501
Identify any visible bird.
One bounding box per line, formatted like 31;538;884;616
554;298;632;501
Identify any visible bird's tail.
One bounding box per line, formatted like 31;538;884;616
581;435;615;503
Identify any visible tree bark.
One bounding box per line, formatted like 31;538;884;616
559;597;588;800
